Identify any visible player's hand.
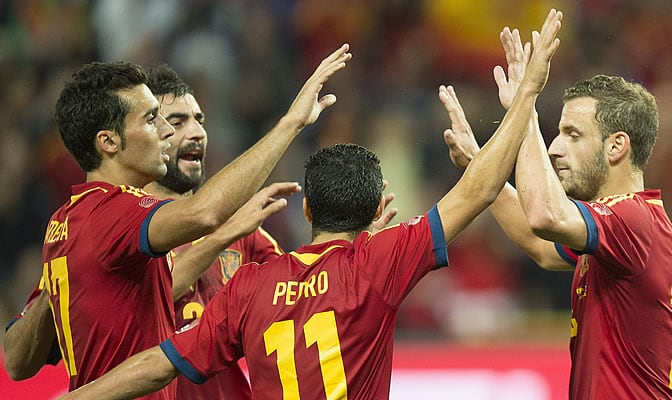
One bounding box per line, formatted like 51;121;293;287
215;182;301;241
520;9;562;95
438;85;480;169
372;180;397;233
494;27;530;110
285;44;352;129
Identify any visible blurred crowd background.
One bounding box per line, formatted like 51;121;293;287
1;0;671;346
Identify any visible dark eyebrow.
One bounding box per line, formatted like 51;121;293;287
560;123;581;134
164;111;205;123
164;112;189;120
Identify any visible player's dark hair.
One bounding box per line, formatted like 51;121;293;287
304;143;384;236
55;61;147;171
563;74;659;171
145;64;193;98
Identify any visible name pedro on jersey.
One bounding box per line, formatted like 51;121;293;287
273;271;328;305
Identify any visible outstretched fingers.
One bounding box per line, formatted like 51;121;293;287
288;43;352;128
534;9;563;61
438;85;480;169
439;85;468;125
259;181;303;199
522;9;563;94
494;26;532;109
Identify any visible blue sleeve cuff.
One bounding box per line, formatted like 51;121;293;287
160;339;206;384
569;200;598;255
139;199;174;257
5;316;20;332
428;205;449;268
554;243;576;267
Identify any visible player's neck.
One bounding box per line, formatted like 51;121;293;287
144;181;192;200
311;231;358;245
594;171;644;200
86;168;150;189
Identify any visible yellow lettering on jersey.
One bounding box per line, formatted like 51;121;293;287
273;271;329;305
647;199;664;207
182;302;204;320
602;193;635;207
570;317;578;338
119;185;151;198
44;217;69;244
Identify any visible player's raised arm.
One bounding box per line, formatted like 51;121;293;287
148;44;352;253
436;9;563;245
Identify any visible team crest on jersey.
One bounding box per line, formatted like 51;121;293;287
588;201;612;216
578;255;590;277
218;250;242;282
139;196;159;208
403;215;423;227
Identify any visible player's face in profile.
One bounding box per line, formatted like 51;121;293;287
549;97;608;201
116;84;174;185
156;93;207;193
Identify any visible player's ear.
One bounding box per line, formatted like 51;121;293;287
606;131;630;165
303;197;313;224
373;194;385;221
96;129;121;156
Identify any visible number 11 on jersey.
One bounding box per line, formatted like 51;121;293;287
264;310;348;399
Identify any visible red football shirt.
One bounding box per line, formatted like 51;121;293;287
162;207;448;400
42;182;176;399
173;227;282;400
555;190;672;399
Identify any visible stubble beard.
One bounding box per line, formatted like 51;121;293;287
563;150;608;201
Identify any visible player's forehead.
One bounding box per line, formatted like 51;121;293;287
117;84;159;120
559;97;598;131
158;93;202;117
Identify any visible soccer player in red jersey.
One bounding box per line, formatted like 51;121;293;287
57;10;563;400
34;44;351;398
144;63;282;400
5;56;374;400
442;23;672;400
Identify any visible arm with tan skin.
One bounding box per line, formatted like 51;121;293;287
148;44;352;253
58;347;178;400
443;27;571;270
171;182;300;299
437;10;563;246
3;291;58;380
515;76;588;249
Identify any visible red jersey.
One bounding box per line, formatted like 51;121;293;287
555;190;672;399
173;227;282;400
161;207;448;400
42;182;177;399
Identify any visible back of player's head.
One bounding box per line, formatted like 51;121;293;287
145;64;193;98
55;61;147;172
563;74;659;171
304;143;384;234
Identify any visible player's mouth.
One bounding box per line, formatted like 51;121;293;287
178;146;204;167
555;166;570;178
